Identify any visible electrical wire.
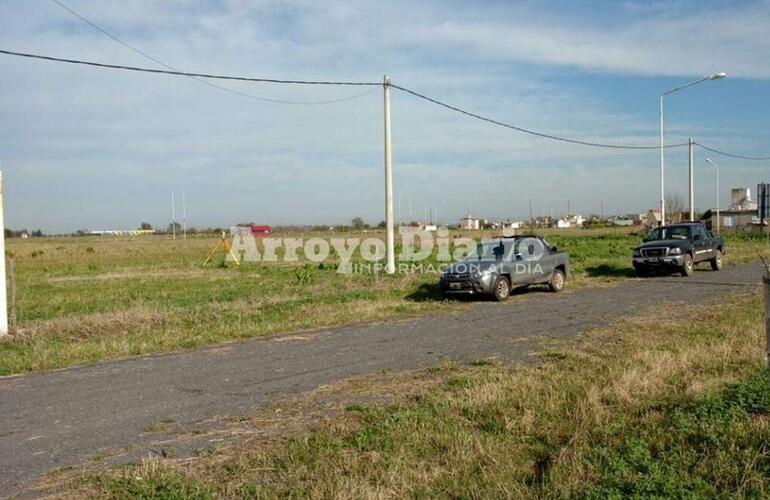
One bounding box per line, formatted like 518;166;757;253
0;49;379;86
390;83;688;150
694;142;770;161
3;46;769;158
49;0;377;105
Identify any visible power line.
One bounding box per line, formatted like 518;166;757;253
390;83;688;150
49;0;377;105
0;49;379;86
2;47;768;159
694;142;770;161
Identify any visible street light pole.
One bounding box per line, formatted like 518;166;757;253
706;158;721;235
383;74;395;274
688;138;694;221
659;72;726;226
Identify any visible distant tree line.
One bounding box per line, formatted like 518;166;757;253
4;228;43;238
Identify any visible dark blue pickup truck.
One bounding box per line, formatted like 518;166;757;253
632;222;725;276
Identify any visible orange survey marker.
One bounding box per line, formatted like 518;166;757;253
202;231;240;267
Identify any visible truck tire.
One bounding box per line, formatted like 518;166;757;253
493;276;511;301
549;268;566;292
681;254;694;277
634;265;649;277
710;249;723;271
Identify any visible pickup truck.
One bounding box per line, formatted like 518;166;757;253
440;236;570;301
632;222;725;277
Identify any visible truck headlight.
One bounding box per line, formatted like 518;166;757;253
668;247;683;255
632;249;641;257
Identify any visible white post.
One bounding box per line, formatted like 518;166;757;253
660;95;666;226
714;165;720;235
383;74;395;274
182;188;187;240
688;138;694;221
171;188;176;240
0;172;8;336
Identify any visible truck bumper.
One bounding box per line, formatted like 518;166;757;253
439;275;495;295
632;255;685;267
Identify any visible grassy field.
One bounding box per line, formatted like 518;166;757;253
0;228;765;375
41;284;769;497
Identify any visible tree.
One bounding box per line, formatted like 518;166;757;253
377;220;387;229
351;217;366;230
139;222;153;230
665;193;685;224
167;222;182;234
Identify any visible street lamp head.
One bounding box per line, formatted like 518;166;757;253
705;158;714;164
710;72;727;80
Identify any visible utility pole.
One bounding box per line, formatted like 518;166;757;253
0;172;7;336
688;138;695;221
600;200;604;219
383;74;395;274
660;95;666;226
528;198;533;226
171;189;176;240
182;189;187;240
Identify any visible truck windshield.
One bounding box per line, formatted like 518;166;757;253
467;240;514;260
647;226;690;241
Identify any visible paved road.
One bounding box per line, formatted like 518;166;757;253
0;262;764;495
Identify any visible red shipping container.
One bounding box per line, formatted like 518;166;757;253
251;225;270;236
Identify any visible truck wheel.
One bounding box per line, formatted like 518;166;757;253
549;268;566;292
681;254;694;277
710;249;723;271
634;265;649;277
493;276;511;301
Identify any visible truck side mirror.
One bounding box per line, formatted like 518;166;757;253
693;234;701;241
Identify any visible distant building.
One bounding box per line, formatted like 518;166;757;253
502;220;523;229
610;215;634;226
731;187;757;211
627;213;648;226
230;225;271;236
700;209;759;231
646;209;662;227
420;224;438;232
553;213;584;229
460;213;480;230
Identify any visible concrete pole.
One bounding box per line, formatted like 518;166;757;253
383;74;395;274
171;188;176;240
714;164;721;236
182;189;187;240
0;172;8;336
764;272;770;369
688;138;695;221
660;95;666;226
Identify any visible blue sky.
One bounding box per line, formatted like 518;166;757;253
0;0;768;232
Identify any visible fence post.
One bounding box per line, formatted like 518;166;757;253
765;272;770;369
0;171;7;336
8;257;15;332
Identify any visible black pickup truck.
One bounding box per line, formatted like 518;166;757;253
632;222;725;276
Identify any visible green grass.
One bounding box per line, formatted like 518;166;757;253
0;229;764;375
46;289;770;498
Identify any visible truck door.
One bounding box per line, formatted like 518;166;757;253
692;226;712;262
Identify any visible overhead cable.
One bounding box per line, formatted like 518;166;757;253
49;0;376;105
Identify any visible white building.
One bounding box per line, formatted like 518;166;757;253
460;213;480;230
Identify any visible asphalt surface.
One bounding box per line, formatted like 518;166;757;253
0;261;764;495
